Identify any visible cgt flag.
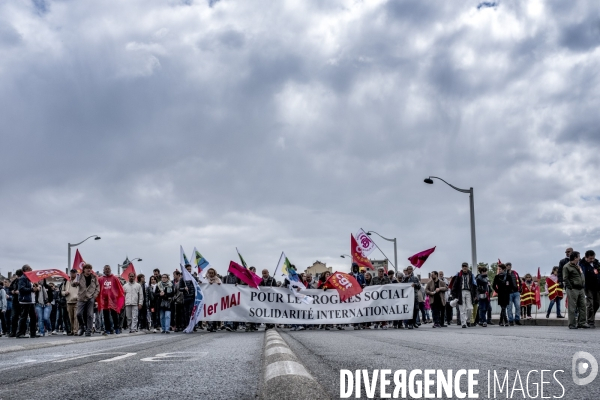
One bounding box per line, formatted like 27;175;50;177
408;246;436;268
326;271;363;302
228;261;262;289
355;229;376;256
25;269;70;283
72;249;86;273
351;234;374;270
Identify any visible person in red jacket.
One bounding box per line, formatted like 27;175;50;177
520;274;537;319
98;265;125;335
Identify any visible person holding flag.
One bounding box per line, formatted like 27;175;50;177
180;263;204;334
180;263;199;332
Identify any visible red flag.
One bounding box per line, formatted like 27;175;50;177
325;271;363;302
25;269;69;283
72;249;86;273
351;234;374;270
408;246;436;268
535;284;542;309
228;261;262;289
537;267;541;281
121;262;137;280
98;274;125;312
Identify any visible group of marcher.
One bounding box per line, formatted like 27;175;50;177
0;248;598;338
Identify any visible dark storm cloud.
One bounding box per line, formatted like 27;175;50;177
0;0;599;279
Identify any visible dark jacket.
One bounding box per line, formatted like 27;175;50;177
179;276;196;299
579;259;600;292
10;278;20;305
18;275;35;304
402;273;420;298
558;257;569;285
450;271;477;304
224;274;240;285
475;274;491;301
259;276;277;287
372;275;391;285
493;272;515;307
351;272;366;287
155;283;174;310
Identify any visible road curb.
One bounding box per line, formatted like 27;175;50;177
260;329;331;400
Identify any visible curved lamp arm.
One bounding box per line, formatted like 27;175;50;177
69;235;101;247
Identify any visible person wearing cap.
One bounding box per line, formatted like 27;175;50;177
450;263;477;328
402;265;421;329
61;269;79;335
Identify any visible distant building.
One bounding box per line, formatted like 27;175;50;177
303;261;332;280
370;259;389;272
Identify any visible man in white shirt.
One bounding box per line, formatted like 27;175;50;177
123;273;143;333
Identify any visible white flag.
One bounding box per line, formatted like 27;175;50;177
355;228;375;256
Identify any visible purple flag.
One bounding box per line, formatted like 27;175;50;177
408;246;436;268
228;261;262;289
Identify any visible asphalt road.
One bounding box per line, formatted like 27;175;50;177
1;325;598;400
280;325;600;399
0;331;264;400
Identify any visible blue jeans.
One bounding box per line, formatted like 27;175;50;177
160;310;171;332
507;292;521;322
35;304;52;335
547;298;562;316
478;299;490;324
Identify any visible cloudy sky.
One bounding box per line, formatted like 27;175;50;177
1;0;599;279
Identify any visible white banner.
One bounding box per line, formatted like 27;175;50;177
200;283;414;324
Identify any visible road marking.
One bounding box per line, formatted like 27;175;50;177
265;360;313;382
140;352;208;362
0;345;25;353
98;353;137;362
265;346;294;357
54;353;124;363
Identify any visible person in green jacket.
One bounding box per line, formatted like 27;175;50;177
562;251;589;329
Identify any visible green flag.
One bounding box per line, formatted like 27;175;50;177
236;247;248;269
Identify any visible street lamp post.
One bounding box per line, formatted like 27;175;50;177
118;257;143;276
424;176;477;270
67;235;101;272
366;231;397;273
340;254;353;259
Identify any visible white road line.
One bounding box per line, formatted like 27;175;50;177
265;360;314;382
265;346;294;357
0;345;24;353
53;352;122;363
98;353;137;362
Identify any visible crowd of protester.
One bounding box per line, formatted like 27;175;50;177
0;248;597;337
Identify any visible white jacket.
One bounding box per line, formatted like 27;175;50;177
123;282;143;306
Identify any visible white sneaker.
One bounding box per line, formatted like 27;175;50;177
152;328;157;333
382;325;388;330
51;331;58;335
62;331;67;335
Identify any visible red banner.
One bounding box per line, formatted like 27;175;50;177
72;249;86;273
325;271;363;302
351;234;374;270
121;262;137;280
408;246;436;268
24;269;69;283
